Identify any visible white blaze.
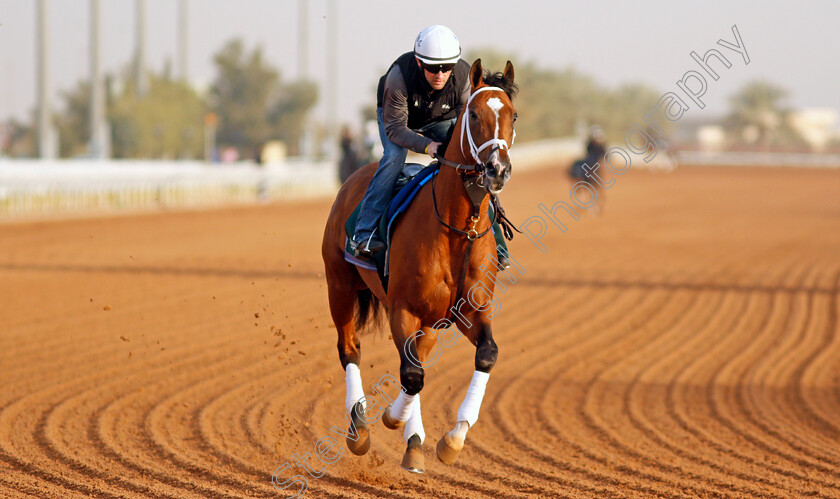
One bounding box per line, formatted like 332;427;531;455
485;97;506;179
486;97;503;141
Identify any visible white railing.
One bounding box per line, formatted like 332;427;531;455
4;143;838;219
0;158;338;218
676;150;840;168
0;140;582;219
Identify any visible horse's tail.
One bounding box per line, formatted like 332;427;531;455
355;288;384;334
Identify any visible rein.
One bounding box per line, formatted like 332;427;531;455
430;168;495;242
428;85;522;327
431;166;492;328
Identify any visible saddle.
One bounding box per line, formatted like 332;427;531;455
344;163;439;291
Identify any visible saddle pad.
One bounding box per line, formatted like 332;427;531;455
344;164;439;291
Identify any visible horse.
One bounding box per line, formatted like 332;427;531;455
321;58;518;473
568;146;608;214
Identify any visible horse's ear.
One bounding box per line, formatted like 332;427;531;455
504;60;515;83
470;59;483;90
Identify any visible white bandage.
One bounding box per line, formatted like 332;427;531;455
389;390;416;422
456;370;490;427
344;363;365;414
403;394;425;443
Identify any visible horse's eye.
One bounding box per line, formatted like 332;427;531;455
513;113;518;123
469;110;478;120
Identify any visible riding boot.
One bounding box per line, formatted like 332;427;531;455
489;198;511;271
492;219;511;270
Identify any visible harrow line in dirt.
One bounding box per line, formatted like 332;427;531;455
490;289;697;496
3;165;840;497
531;290;711;494
575;292;756;497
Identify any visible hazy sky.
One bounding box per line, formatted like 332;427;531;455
1;0;839;128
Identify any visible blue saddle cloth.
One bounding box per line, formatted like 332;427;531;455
344;163;439;290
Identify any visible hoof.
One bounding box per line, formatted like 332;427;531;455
435;432;463;465
401;434;424;474
346;401;370;456
381;406;405;430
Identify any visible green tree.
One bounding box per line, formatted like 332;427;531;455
603;83;664;139
209;39;318;159
109;74;205;159
725;80;804;147
461;49;663;143
268;80;318;156
54;69;207;159
55;80;92;157
2;118;35;157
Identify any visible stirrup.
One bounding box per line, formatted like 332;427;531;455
352;232;385;256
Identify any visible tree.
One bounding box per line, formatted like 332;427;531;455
209;39;318;159
109;74;206;159
54;71;206;159
725;80;804;147
268;80;318;156
55;80;92;157
2;118;35;157
461;49;663;143
603;83;664;139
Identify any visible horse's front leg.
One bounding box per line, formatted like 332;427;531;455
437;319;497;465
382;308;435;473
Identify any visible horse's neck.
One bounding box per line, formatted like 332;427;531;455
437;138;489;228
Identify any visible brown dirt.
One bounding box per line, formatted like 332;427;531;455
1;165;839;498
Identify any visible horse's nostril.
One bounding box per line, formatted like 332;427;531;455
485;165;497;177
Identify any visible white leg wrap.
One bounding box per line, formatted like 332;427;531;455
344;363;365;414
389;390;416;423
403;394;425;443
456;370;490;427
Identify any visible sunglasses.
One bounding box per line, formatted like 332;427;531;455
421;62;455;74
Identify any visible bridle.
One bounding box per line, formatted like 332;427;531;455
434;85;515;175
460;86;516;167
432;85;520;242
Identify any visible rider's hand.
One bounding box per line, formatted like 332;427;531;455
427;141;441;158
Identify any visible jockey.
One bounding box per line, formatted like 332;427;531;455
585;125;606;167
352;25;511;269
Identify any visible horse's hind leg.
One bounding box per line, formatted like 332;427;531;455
325;268;370;455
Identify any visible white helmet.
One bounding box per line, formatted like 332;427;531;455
413;25;461;64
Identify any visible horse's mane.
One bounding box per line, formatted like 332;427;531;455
483;71;519;100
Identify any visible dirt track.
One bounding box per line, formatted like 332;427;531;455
1;165;839;498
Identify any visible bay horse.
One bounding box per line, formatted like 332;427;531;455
321;59;517;473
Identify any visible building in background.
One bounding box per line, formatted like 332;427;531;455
789;108;839;152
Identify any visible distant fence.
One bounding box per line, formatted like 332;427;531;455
8;143;832;219
0;139;581;219
676;150;840;168
0;159;337;218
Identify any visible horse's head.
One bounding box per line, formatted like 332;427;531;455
460;59;518;194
